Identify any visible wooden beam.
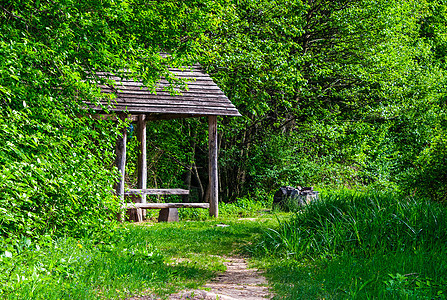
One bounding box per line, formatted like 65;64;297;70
123;203;209;209
137;114;147;202
208;115;218;217
86;113;139;122
84;113;209;122
115;125;127;201
145;113;207;121
134;114;147;221
124;188;189;195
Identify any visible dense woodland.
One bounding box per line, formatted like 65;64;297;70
1;0;447;238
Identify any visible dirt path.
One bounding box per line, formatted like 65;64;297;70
169;256;271;300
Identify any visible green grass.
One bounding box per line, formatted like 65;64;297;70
0;197;279;299
256;248;447;299
254;191;447;299
3;192;446;299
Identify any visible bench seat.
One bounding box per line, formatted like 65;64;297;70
124;188;189;196
123;203;209;209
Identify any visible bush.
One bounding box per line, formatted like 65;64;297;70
0;109;121;239
404;131;447;203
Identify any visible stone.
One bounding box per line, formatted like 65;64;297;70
272;186;318;211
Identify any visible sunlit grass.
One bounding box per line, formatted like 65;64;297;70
1;234;188;299
0;198;279;299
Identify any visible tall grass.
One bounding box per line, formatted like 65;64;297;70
259;191;447;258
256;191;447;299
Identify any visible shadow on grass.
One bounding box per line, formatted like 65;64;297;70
126;220;269;256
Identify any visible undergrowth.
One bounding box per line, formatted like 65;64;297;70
4;191;445;299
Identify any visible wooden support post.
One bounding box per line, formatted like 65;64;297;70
208;115;218;218
115;125;127;201
136;114;147;221
158;208;179;222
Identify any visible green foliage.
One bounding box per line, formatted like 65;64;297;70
219;194;271;218
178;194;271;220
1;0;447;250
196;0;447;199
384;273;446;299
405;125;447;203
0;109;120;237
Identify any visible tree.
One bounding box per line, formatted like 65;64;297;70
0;0;226;236
198;0;447;198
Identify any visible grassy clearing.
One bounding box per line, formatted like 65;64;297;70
0;199;278;299
254;191;447;299
3;191;445;299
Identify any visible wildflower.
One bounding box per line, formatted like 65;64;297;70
77;243;83;249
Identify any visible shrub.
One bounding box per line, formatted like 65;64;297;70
404;130;447;203
0;110;121;239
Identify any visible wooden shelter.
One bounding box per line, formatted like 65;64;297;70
90;65;240;220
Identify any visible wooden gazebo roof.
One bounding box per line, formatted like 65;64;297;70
92;66;240;119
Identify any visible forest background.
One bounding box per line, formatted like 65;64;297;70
1;0;447;239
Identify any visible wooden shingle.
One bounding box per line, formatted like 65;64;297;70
91;66;240;118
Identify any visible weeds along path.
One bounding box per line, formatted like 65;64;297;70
169;256;271;300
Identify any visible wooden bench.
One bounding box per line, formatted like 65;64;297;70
122;188;209;222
